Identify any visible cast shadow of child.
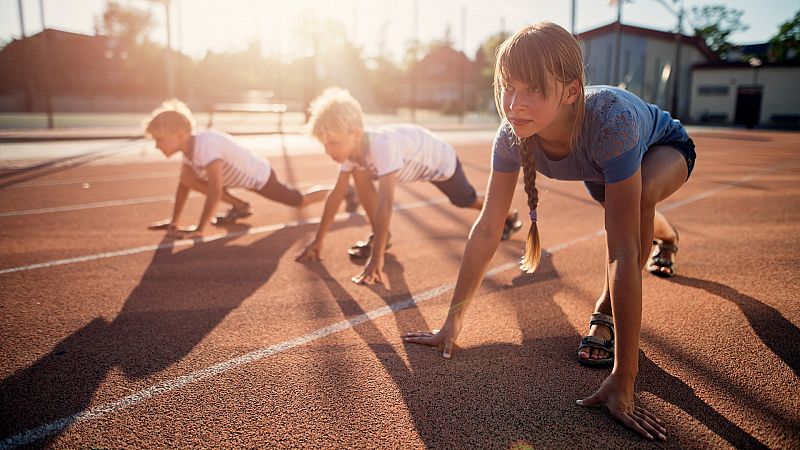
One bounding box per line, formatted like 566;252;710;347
670;274;799;378
305;254;769;448
0;225;313;446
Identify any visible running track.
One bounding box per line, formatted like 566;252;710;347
1;129;798;449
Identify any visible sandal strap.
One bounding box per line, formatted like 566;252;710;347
579;336;615;354
652;238;679;253
650;258;674;268
589;313;614;331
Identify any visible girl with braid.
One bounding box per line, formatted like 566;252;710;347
403;22;696;441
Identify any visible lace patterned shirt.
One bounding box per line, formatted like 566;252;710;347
491;85;689;184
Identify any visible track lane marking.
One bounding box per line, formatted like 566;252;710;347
0;178;333;217
0;197;450;275
2;159;797;448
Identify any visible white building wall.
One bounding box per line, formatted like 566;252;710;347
582;31;710;118
689;67;800;126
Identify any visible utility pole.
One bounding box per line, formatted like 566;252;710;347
460;6;467;123
651;0;684;116
571;0;577;35
410;0;418;123
164;0;174;98
613;0;622;86
671;0;684;118
39;0;53;128
17;0;26;37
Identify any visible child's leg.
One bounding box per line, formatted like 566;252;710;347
255;170;331;208
352;170;378;228
431;159;521;238
579;146;689;363
180;166;249;210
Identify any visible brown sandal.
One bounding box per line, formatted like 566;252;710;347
648;229;679;278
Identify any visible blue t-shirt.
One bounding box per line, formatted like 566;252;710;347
492;85;689;184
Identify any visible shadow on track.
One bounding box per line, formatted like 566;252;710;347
0;138;144;189
670;275;800;377
305;252;768;448
0;224;310;446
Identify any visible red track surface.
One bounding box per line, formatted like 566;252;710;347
1;129;798;449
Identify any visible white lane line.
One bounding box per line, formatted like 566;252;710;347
0;159;795;449
0;194;200;217
3;157;797;273
5;171;176;188
0;179;332;217
0;197;450;275
5;161;336;189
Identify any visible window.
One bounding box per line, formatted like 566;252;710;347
698;85;729;96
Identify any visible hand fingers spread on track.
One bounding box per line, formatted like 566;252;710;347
618;412;655;440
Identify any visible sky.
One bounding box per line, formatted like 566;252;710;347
1;0;798;61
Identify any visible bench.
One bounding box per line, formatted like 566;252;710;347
206;103;288;132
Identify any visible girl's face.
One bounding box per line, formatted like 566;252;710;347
151;129;190;157
320;130;362;163
501;76;568;139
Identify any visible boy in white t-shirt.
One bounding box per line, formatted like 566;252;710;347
144;100;334;239
296;87;522;284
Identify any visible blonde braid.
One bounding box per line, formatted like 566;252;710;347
518;139;541;273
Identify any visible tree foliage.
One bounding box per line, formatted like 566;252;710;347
769;9;800;61
689;4;749;57
94;1;153;47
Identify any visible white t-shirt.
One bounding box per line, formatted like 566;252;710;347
183;130;271;190
340;124;457;183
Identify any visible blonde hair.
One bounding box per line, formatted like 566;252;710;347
307;87;364;139
144;99;195;137
493;22;586;273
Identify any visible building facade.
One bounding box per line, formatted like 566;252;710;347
578;22;716;119
690;63;800;128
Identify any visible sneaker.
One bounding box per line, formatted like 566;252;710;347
347;234;392;259
211;206;253;225
501;209;523;241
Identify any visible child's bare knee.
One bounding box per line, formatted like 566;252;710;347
180;168;199;184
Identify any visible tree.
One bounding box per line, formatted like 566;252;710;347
473;32;509;112
94;1;153;47
769;9;799;61
689;4;749;58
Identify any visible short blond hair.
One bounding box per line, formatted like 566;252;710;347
307;87;363;139
144;99;196;136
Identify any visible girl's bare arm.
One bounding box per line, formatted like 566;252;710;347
403;169;519;357
579;168;667;441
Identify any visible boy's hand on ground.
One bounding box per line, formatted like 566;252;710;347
295;240;323;262
402;318;462;359
352;256;384;285
577;373;667;441
148;219;175;231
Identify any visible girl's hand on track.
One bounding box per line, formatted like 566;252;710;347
577;373;667;441
402;318;463;359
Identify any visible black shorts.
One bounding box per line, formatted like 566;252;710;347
431;158;478;208
584;138;696;204
255;169;303;207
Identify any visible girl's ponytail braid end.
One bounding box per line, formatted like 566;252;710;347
519;220;541;273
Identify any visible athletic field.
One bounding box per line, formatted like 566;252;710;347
1;128;798;449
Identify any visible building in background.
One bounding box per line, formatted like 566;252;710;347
690;61;800;128
578;22;716;119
